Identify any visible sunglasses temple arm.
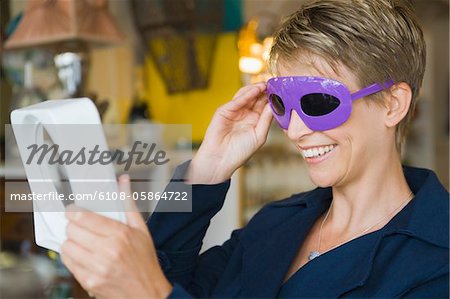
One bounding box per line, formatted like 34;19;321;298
351;80;395;101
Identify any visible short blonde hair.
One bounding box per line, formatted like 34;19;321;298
269;0;426;150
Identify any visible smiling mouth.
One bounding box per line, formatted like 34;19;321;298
300;144;337;159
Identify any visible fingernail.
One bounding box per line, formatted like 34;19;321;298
65;204;77;212
119;174;130;182
65;205;82;220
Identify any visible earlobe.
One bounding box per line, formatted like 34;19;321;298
385;82;412;128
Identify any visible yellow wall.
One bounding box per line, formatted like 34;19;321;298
144;32;242;142
88;32;242;143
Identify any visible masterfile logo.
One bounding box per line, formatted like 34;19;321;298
25;141;170;171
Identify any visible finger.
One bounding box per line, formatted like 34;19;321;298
226;85;266;112
61;240;99;274
250;81;267;92
61;253;97;296
231;85;254;100
118;175;137;212
66;221;103;253
119;175;146;231
231;82;266;104
65;204;124;236
255;103;273;143
251;94;268;114
60;253;83;281
232;82;266;100
126;211;146;232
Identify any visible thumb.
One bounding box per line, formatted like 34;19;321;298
255;103;273;143
118;174;146;231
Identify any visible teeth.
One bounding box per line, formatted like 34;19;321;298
302;144;336;158
312;148;319;157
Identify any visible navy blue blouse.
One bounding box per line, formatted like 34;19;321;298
277;230;382;298
148;163;449;298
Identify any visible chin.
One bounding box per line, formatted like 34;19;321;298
307;169;336;188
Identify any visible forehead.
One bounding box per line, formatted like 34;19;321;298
275;53;360;91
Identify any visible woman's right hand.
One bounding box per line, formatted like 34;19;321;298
187;82;273;184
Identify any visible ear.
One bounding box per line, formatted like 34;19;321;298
384;82;412;128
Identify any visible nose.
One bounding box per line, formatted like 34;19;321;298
285;110;314;141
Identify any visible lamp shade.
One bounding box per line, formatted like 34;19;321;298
5;0;124;49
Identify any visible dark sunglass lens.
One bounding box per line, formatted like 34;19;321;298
301;93;340;116
269;94;286;116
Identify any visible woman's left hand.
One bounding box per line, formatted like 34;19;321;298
60;175;172;299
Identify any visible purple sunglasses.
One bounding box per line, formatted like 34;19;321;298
266;76;394;131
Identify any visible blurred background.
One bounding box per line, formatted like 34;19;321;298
0;0;448;298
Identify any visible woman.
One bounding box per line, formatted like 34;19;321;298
61;0;449;298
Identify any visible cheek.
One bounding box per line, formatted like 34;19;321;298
325;109;379;156
337;104;386;158
347;102;384;133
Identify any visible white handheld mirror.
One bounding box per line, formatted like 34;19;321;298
10;98;126;253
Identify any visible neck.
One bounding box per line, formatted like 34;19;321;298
326;149;412;237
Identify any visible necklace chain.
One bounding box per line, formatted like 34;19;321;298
308;191;414;261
